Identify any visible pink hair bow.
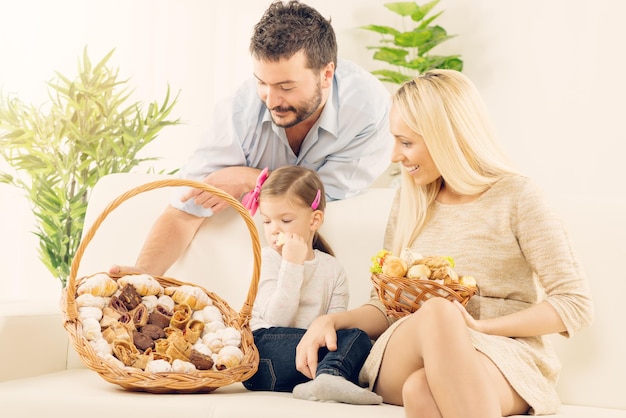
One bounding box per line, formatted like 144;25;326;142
242;167;269;216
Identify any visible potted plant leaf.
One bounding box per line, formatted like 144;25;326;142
0;47;180;287
361;0;463;85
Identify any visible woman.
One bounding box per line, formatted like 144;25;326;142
295;70;593;417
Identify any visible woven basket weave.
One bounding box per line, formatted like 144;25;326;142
371;273;477;319
62;179;261;393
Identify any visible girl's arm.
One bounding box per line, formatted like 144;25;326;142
254;249;304;327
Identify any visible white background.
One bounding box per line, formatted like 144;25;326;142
1;0;624;300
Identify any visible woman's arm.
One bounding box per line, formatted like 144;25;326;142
455;300;566;337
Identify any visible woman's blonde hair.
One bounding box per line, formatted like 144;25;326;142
260;165;334;256
390;69;519;255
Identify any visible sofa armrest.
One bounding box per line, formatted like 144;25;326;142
0;300;69;381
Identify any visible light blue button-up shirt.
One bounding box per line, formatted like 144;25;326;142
172;59;392;217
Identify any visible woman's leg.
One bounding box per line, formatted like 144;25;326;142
374;298;528;417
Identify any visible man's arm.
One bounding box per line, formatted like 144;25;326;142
179;166;263;214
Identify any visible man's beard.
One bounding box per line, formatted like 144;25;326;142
269;83;323;128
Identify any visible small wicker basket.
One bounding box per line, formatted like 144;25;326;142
62;179;261;393
371;273;477;318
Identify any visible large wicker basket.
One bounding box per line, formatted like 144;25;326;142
371;273;477;319
62;179;261;393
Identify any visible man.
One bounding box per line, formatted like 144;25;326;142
111;0;391;276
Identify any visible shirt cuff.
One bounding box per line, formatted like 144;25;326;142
169;186;215;218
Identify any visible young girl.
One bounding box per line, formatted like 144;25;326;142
295;70;593;416
242;165;381;405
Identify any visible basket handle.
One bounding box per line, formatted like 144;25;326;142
65;179;261;327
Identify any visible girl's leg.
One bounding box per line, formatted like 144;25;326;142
316;328;372;383
293;328;382;404
243;327;309;392
374;297;528;417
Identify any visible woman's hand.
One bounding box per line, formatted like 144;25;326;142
295;314;338;379
453;300;484;332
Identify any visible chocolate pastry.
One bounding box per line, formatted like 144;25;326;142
109;295;129;313
133;330;155;352
148;305;172;329
118;283;143;310
131;303;149;328
188;349;214;370
141;324;165;340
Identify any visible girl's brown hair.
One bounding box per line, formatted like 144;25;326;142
260;166;334;256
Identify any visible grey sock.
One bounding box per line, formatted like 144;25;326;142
292;380;317;401
311;374;383;405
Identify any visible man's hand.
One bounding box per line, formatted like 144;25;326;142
181;166;262;214
295;314;338;379
108;265;148;276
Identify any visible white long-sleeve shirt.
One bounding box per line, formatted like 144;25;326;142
250;247;349;331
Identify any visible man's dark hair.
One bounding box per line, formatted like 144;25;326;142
250;1;337;70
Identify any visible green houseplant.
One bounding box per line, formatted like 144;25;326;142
0;47;180;287
361;0;463;85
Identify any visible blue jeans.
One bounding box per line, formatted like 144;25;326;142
243;327;372;392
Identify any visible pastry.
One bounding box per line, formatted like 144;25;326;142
217;327;242;348
75;294;107;309
215;345;244;370
172;359;197;374
184;319;205;344
145;359;173;374
100;306;122;328
164;285;211;310
118;283;143;311
275;232;286;247
430;266;459;285
130;303;149;328
78;306;103;322
77;273;117;297
108;295;129;313
170;303;192;330
112;339;139;367
141;295;158;313
102;322;133;344
81;317;103;341
419;255;453;270
133;330;155;352
188;349;215;370
117;274;164;297
156;295;175;313
382;255;408;277
406;264;431;280
141;324;166;340
148;305;173;329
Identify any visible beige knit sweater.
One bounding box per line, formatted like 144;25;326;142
358;176;593;415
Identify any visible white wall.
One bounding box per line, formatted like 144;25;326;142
1;0;624;300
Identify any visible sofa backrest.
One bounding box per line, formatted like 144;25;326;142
76;173;394;311
73;173;626;411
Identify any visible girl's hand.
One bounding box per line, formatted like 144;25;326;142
280;233;308;265
453;300;484;333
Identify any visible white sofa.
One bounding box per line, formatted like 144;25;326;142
0;173;624;418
